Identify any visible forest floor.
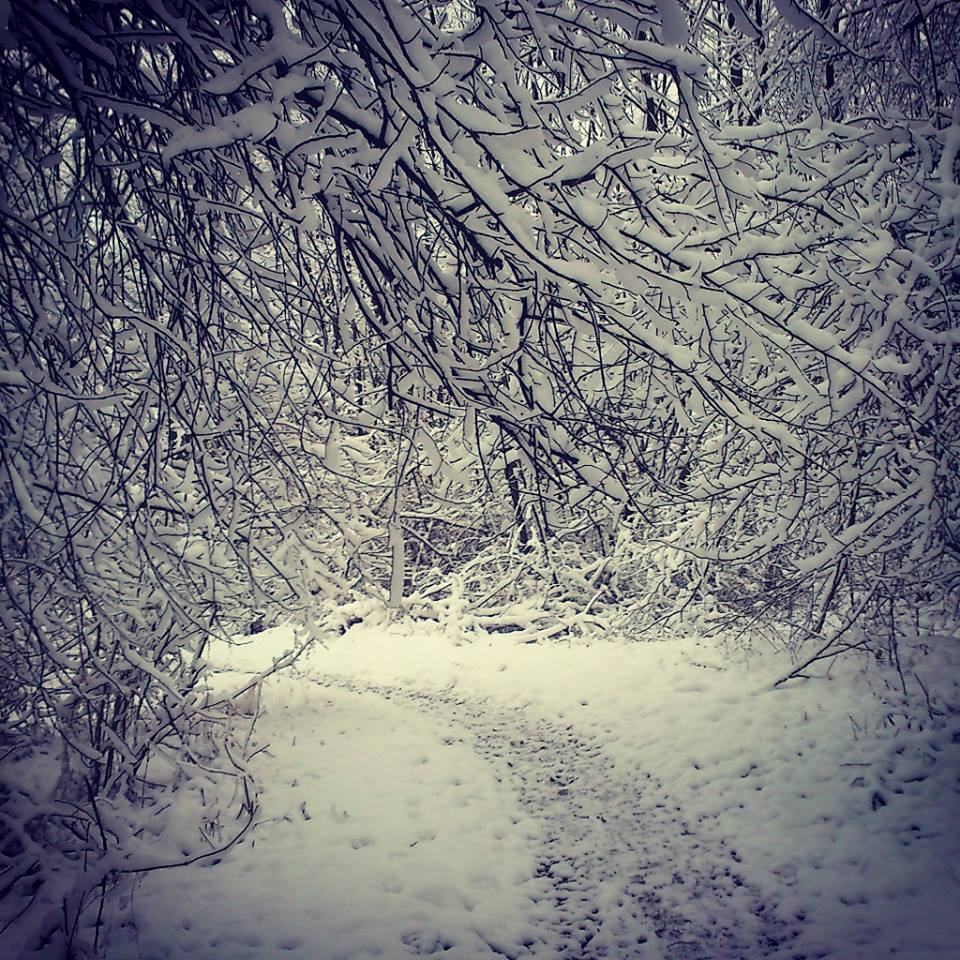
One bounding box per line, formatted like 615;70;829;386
103;610;960;960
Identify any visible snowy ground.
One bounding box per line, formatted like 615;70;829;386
104;610;960;960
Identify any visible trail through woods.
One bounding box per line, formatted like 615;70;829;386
115;669;790;960
101;620;960;960
305;672;795;959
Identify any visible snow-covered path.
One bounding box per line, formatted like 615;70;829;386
104;617;960;960
113;679;552;960
307;671;794;959
113;669;788;960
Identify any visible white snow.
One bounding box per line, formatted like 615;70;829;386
109;662;552;960
103;615;960;959
654;0;688;47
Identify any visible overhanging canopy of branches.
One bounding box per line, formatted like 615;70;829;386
13;1;955;553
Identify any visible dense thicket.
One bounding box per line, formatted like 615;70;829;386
1;0;958;954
